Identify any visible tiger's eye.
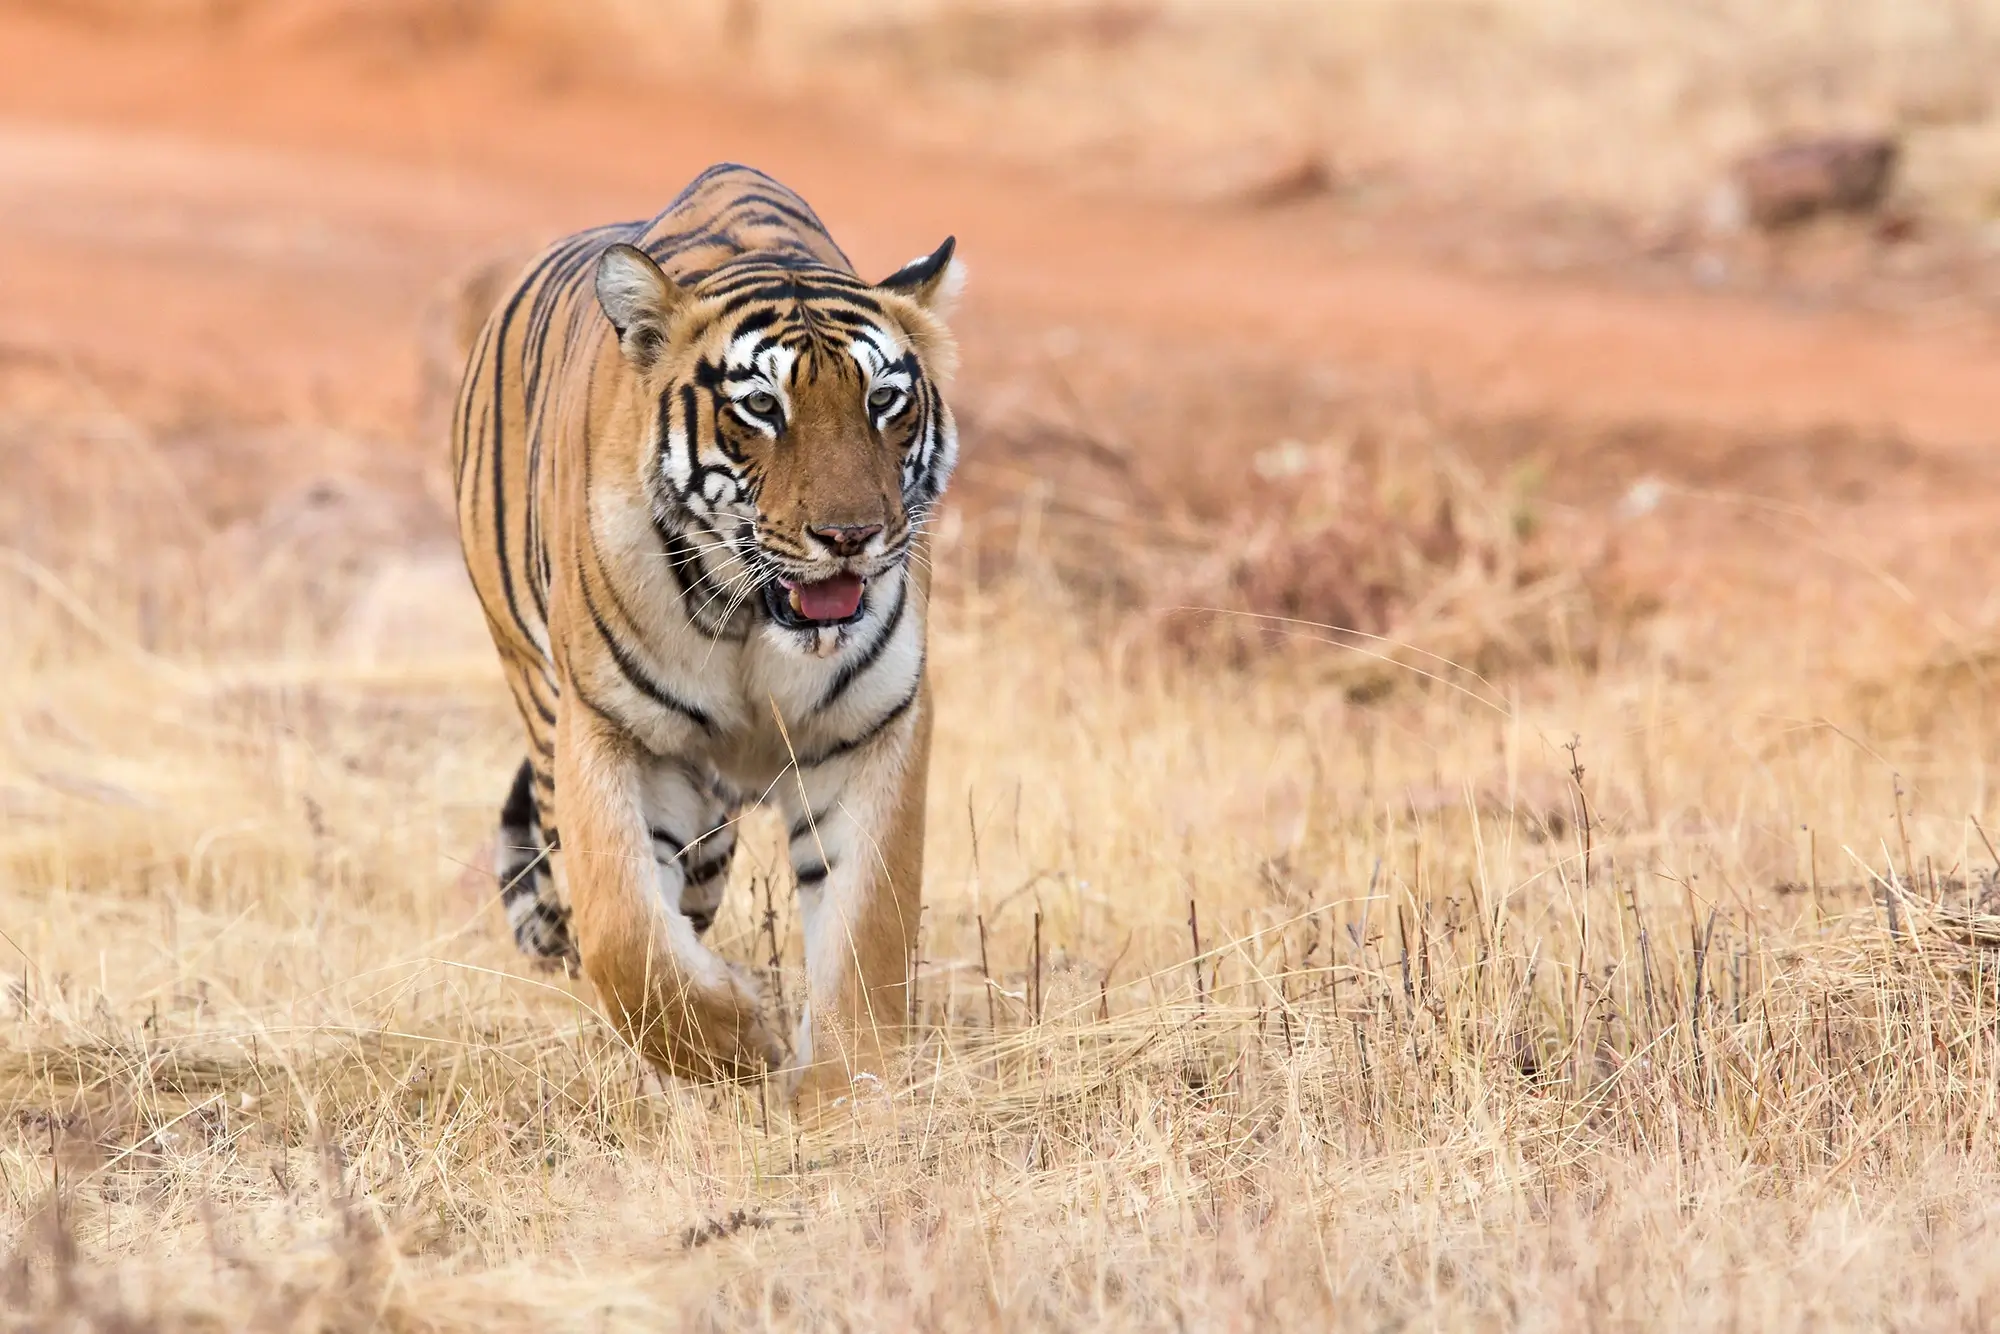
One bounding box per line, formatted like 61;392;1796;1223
743;391;778;416
868;386;900;410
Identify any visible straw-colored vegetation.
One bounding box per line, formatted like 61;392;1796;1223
7;376;2000;1330
578;0;2000;228
180;0;2000;226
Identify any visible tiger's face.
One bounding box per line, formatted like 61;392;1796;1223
596;242;960;640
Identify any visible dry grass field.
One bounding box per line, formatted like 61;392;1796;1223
688;0;2000;222
9;371;2000;1330
6;2;2000;1330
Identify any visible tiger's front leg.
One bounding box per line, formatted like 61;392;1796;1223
555;702;782;1081
782;687;933;1109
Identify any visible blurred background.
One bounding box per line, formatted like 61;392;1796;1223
8;4;2000;1326
6;0;1999;668
11;0;2000;672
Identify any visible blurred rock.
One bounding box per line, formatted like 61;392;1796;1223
1872;210;1921;245
1729;134;1899;230
1233;151;1334;208
1186;145;1334;208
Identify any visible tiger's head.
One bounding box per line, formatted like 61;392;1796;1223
594;240;961;643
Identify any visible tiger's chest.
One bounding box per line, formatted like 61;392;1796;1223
572;561;924;788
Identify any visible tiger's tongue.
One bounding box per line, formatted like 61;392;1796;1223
790;574;864;621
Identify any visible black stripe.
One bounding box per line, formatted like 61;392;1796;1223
683;851;732;885
654;388;678;487
710;393;749;466
718;305;785;341
798;304;886;336
524;227;626;408
486;253;557;655
805;659;923;766
728;189;843;242
502;670;547;739
700;256;863;288
573;424;716;731
498;863;546;905
679;384;706;502
666;162;754;210
654;514;715;629
569;680;629;732
655;516;749;641
499;759;537;830
486;230;609;654
708;280;856;324
650;826;686;856
575;569;716;732
452;323;495;494
519;669;558;726
704;279;876;322
515;899;573;957
639;224;732;262
730;207;829;238
661;165;849;268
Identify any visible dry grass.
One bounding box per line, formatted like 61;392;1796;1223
576;0;2000;233
4;5;1998;1326
7;387;2000;1330
940;331;1621;693
115;0;2000;231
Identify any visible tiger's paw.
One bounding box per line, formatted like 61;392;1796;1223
637;963;785;1083
710;963;787;1072
512;900;579;972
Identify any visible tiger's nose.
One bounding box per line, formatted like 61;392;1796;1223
809;523;883;558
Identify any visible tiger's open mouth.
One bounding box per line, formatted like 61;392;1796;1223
764;573;867;630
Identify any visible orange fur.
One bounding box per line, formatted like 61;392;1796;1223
449;165;960;1092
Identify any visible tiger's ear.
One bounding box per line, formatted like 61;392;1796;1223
877;236;963;317
595;243;686;370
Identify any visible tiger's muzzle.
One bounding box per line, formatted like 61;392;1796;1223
755;531;909;632
764;573;869;629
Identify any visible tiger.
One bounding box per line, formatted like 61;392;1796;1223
448;163;961;1102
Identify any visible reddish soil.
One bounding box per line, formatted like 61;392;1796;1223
3;5;1996;641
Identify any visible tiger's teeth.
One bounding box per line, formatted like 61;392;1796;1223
788;587;805;615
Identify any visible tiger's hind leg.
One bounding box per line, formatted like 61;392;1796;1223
495;759;578;969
